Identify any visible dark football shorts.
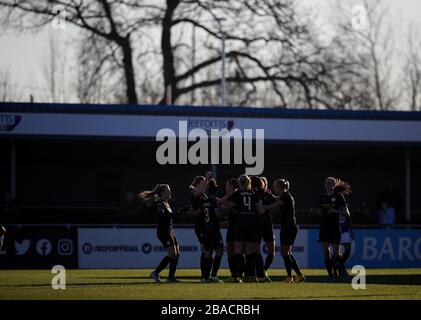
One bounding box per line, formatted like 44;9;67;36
157;231;179;249
280;225;298;246
232;216;260;243
318;223;341;244
203;227;224;251
259;216;275;243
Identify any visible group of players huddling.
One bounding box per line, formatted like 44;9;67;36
140;172;353;284
0;174;351;284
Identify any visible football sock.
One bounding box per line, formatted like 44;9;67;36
168;257;179;278
155;256;171;274
245;254;257;278
256;253;265;278
336;255;345;272
244;254;252;277
200;253;206;278
203;256;213;279
324;258;333;277
211;255;222;277
264;253;274;271
282;255;292;277
252;253;260;278
342;250;351;264
331;255;339;276
289;254;303;276
228;256;236;277
239;254;246;278
234;254;245;278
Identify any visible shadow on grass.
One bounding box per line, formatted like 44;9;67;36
81;274;421;286
3;274;421;289
252;293;421;299
0;280;199;288
272;274;421;286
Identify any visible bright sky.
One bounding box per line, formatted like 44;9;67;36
0;0;420;104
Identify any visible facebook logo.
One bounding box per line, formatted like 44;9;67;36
36;239;52;256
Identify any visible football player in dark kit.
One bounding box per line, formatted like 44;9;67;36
140;184;180;283
261;179;305;283
222;177;239;280
335;180;353;279
200;179;224;283
312;177;351;281
224;174;261;283
189;171;212;280
250;176;277;282
260;177;276;265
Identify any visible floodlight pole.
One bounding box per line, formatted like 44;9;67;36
213;17;227;179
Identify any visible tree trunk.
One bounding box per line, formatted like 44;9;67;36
121;34;138;104
160;0;180;105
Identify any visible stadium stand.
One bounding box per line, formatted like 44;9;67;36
1;102;421;225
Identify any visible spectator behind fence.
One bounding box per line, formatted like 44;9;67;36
376;182;402;214
378;201;395;228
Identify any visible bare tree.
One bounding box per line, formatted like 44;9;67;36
0;68;21;102
403;25;421;111
154;0;364;108
1;0;404;109
42;33;69;103
75;31;125;104
332;0;400;110
0;0;162;104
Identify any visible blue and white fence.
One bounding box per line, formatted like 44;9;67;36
1;226;420;269
307;228;421;268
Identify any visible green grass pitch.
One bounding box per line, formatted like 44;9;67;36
1;269;421;300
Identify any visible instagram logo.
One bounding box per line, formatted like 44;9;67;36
58;239;73;256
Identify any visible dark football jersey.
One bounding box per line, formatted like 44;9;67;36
202;196;220;228
279;191;296;228
155;200;174;232
254;190;277;216
189;186;208;228
319;192;346;225
189;186;208;210
229;190;257;216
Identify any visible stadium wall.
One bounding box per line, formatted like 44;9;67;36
1;225;421;269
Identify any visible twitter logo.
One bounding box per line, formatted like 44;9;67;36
14;240;31;255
